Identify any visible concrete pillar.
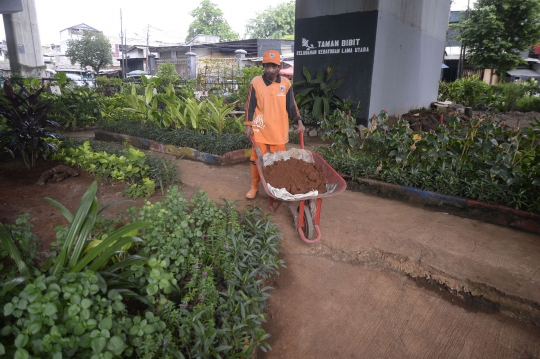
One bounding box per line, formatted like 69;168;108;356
1;0;44;77
295;0;451;125
235;49;247;69
3;14;21;74
186;51;196;79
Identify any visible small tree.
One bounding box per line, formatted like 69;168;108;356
245;1;296;39
157;62;180;88
186;0;239;42
452;0;540;83
65;30;113;75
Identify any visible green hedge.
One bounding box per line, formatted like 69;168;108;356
99;120;251;155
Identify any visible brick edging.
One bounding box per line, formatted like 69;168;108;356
94;130;251;165
346;177;540;235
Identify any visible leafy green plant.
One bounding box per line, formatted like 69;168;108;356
44;181;150;276
438;75;493;109
122;83;163;126
48;87;104;130
297;107;317;126
156;62;180;90
53;141;170;197
494;82;527;112
178;96;207;131
0;82;60;168
1;270;170;359
294;58;346;120
0;214;39;281
320;109;361;154
517;95;540;112
204;94;236;134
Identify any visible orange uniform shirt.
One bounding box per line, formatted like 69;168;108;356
245;74;302;145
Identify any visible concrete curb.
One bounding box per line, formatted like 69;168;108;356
94;130;251;165
346;177;540;235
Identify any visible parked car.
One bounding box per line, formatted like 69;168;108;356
65;73;94;88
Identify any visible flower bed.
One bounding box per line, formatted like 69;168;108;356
317;110;540;215
0;183;283;358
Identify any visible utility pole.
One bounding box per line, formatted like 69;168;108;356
146;24;150;74
120;8;125;79
457;0;471;79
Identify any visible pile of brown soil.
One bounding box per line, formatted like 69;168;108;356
262;158;326;195
400;113;446;132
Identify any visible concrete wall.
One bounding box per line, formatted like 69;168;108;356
370;0;450;116
295;0;451;124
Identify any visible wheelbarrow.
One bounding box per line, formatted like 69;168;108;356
249;132;347;243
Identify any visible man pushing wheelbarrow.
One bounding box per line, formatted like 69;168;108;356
243;51;347;243
243;50;305;199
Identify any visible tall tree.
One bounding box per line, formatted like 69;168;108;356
186;0;239;42
245;1;295;39
452;0;540;83
65;30;113;75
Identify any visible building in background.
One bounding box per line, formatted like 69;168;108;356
150;38;294;78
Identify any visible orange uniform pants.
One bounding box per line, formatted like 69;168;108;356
250;143;286;163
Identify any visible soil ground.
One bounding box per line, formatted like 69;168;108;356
1;130;540;358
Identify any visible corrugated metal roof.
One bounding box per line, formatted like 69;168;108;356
507;69;540;78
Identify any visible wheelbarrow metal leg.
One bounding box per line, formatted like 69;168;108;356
296;200;320;243
268;197;282;213
314;198;322;225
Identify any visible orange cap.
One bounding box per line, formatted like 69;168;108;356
262;50;280;65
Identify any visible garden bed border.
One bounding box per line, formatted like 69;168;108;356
346;177;540;235
94;130;251;165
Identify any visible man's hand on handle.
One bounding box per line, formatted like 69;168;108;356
244;125;254;138
297;120;305;134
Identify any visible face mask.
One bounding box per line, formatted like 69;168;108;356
264;65;279;81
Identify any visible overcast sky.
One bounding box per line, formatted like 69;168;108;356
0;0;291;45
0;0;474;45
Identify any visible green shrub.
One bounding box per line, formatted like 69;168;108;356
235;65;263;109
438;75;493;109
157;62;180;90
517;96;540;112
126;187;283;357
0;214;39;281
318;110;540;213
54;139;179;197
0;82;60;168
1;271;169;359
294;59;345;120
47;87;105;129
493;82;526;112
320;109;361;154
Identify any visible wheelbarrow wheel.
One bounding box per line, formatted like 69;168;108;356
299;202;314;240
